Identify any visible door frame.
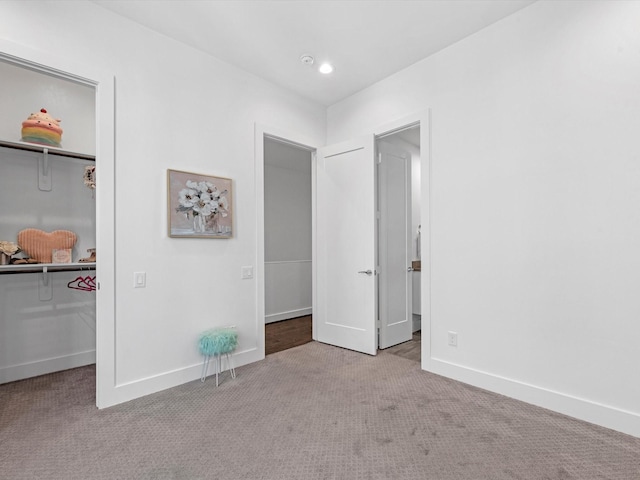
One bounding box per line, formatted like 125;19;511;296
255;124;318;358
256;109;430;368
372;110;431;368
0;39;116;407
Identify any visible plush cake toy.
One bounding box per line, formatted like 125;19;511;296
21;108;63;147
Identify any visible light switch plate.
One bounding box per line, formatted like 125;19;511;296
134;271;146;288
241;266;253;279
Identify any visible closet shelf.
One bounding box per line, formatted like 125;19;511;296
0;139;95;161
0;262;96;275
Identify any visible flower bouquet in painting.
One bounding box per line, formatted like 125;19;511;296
168;170;233;238
177;180;229;232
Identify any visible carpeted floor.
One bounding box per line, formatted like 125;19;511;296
1;341;639;479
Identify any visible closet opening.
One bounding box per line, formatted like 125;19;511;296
0;49;108;406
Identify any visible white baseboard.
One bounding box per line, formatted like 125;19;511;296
412;314;421;333
0;350;96;384
265;307;312;324
426;357;640;438
97;347;263;409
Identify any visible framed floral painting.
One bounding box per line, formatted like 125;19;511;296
167;169;233;238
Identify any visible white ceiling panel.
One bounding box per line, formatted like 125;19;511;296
92;0;536;106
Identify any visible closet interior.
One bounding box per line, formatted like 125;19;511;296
0;58;97;386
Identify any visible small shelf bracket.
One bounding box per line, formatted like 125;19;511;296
38;148;52;191
39;266;53;301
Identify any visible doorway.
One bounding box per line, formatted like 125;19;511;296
313;114;428;358
257;112;428;364
263;136;313;354
377;125;421;360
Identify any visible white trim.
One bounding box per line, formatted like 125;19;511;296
366;110;431;363
265;308;313;324
265;260;312;265
106;348;261;406
376;121;421;140
0;351;96;384
429;357;640;438
263;134;316;152
311;150;318;342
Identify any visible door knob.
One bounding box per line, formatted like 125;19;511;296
407;266;414;272
358;270;373;276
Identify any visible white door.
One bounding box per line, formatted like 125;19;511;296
315;135;377;355
377;141;413;349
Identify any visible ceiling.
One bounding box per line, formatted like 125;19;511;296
93;0;536;106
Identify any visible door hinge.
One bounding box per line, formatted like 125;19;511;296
377;153;382;164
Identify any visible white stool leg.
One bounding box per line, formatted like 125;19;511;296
201;355;211;382
215;354;221;387
226;353;236;379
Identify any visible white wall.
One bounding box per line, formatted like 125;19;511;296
264;139;312;323
328;0;640;436
0;0;325;404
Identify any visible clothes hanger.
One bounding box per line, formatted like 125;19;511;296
67;277;91;291
67;276;94;291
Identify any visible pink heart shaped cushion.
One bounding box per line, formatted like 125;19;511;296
17;229;77;263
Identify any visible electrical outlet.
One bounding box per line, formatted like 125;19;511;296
448;331;458;347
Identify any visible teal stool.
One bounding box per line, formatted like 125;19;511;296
199;327;238;386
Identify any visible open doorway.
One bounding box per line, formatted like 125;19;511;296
263;136;313;355
259;112;428;363
376;125;421;362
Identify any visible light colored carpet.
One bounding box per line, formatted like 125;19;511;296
1;341;639;479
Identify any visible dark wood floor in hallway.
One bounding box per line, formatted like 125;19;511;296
383;331;421;363
265;315;312;355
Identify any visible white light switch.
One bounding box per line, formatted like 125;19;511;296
134;271;146;288
241;266;253;279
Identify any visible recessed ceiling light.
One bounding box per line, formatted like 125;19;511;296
318;62;334;74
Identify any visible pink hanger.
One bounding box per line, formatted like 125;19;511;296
67;275;96;292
